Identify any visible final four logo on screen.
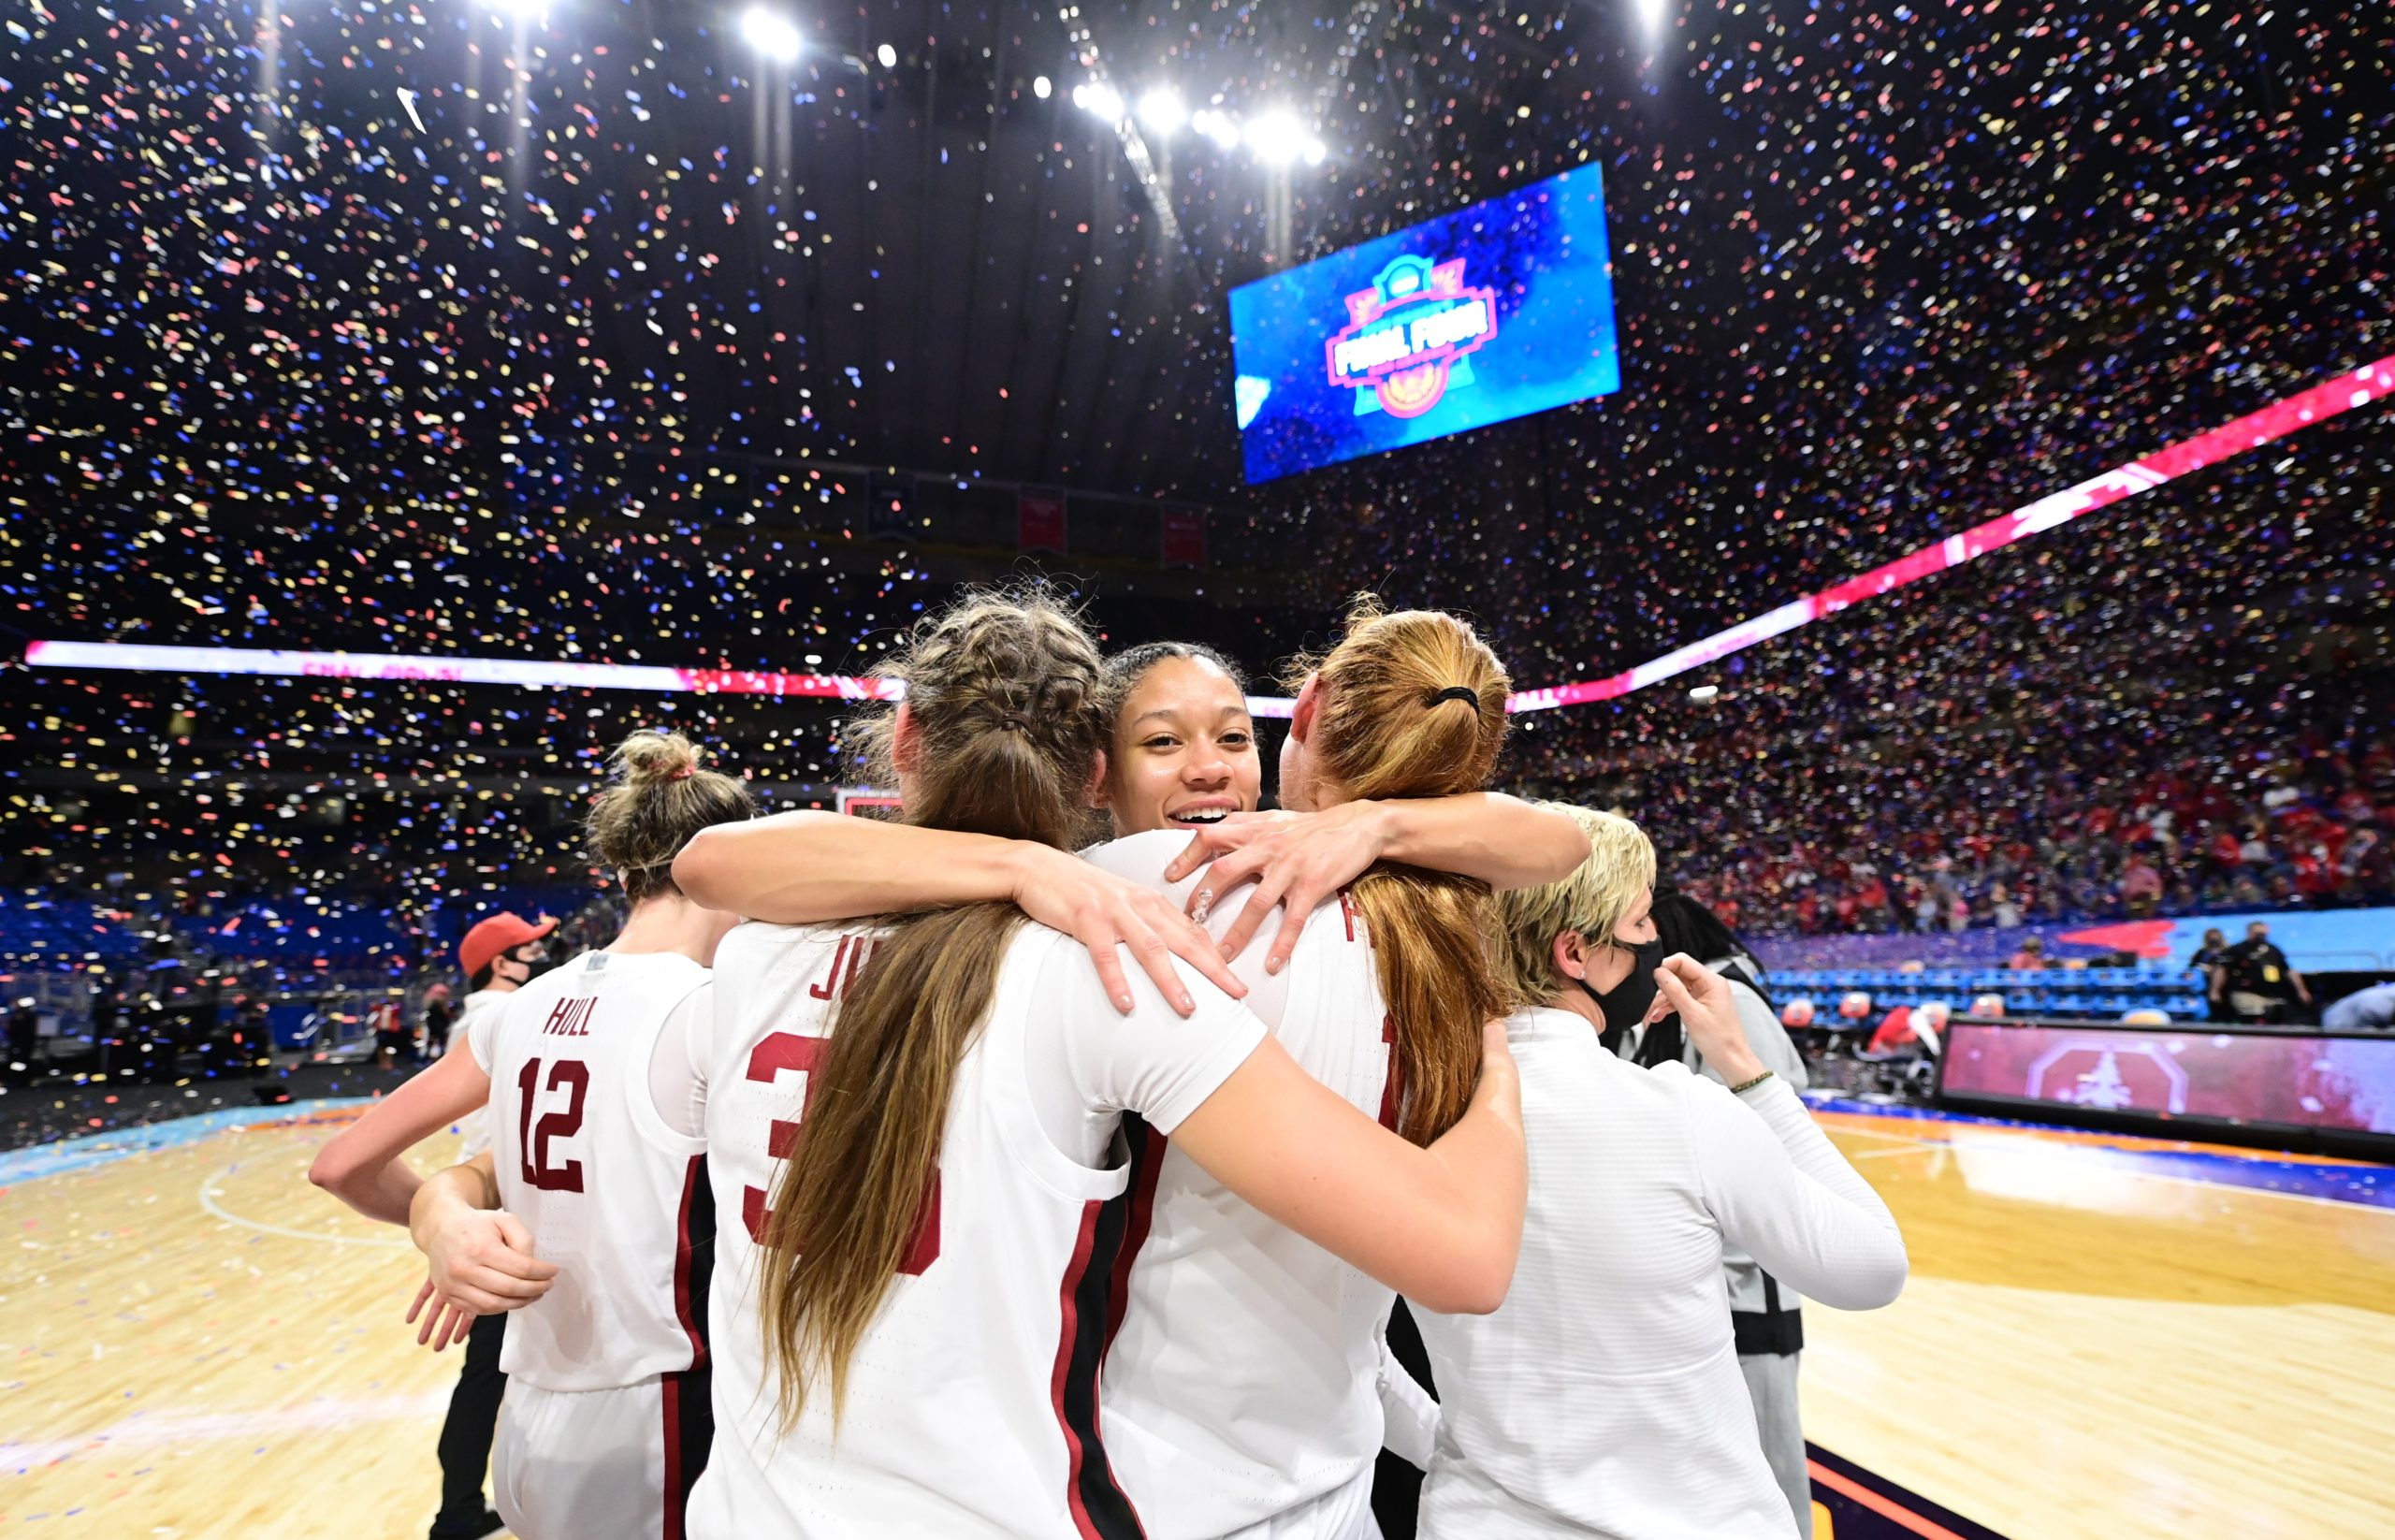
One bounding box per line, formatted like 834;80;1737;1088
1324;254;1500;420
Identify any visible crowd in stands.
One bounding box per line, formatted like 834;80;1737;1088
3;0;2388;966
1508;419;2395;936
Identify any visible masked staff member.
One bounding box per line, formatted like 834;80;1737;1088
1410;805;1904;1540
439;910;554;1540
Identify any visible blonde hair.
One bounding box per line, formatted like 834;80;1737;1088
585;731;756;902
1493;806;1657;1005
1285;596;1513;1145
762;588;1106;1428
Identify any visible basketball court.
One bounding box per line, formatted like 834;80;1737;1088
4;1098;2387;1537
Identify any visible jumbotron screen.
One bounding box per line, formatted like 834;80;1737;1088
1227;164;1621;484
1939;1022;2395;1138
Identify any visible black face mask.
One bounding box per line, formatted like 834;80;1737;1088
502;948;558;985
1581;938;1667;1047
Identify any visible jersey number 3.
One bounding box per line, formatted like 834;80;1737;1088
515;1056;589;1193
741;1031;940;1273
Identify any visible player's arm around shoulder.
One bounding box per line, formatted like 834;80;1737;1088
1170;1019;1527;1315
674;809;1022;923
1161;793;1590;975
1368;792;1594;891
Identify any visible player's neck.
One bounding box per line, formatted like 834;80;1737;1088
608;893;719;966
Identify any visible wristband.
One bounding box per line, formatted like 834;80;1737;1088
1728;1069;1775;1096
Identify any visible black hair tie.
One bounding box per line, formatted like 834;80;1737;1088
1424;686;1480;708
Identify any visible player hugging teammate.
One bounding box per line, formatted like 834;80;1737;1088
312;588;1905;1540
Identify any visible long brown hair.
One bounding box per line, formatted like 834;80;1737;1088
1289;597;1515;1145
759;588;1106;1426
586;730;756;901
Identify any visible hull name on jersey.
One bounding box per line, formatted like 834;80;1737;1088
543;995;597;1037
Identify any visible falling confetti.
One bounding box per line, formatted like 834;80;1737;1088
0;0;2388;956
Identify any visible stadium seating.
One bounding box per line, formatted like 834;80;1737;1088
1772;966;2207;1021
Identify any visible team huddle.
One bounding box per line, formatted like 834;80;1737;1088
311;592;1907;1540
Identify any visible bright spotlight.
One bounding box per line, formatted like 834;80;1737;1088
740;5;803;63
1302;137;1328;167
1246;110;1302;166
1033;74;1052;99
1137;86;1186;137
1193;108;1241;151
1073;80;1125;121
1635;0;1668;24
478;0;547;19
875;41;896;68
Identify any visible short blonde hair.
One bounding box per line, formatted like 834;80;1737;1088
1493;806;1657;1004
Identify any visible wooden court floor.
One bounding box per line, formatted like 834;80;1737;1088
4;1098;2391;1538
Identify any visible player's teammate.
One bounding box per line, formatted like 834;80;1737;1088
674;600;1588;1538
677;590;1528;1538
310;730;754;1540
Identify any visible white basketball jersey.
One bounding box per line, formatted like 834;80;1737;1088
476;950;715;1393
689;920;1254;1540
1098;892;1399;1537
451;989;512;1162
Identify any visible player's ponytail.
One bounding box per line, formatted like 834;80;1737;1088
1285;597;1515;1144
759;588;1106;1427
586;731;757;902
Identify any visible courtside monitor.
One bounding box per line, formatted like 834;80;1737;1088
1227;163;1620;484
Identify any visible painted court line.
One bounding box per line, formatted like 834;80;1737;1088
0;1097;374;1187
1807;1460;1981;1540
0;1391;451;1472
1817;1117;2392;1212
196;1164;414;1249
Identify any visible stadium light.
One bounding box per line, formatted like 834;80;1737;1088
1302;136;1328;167
1635;0;1668;27
1192;108;1242;152
740;6;803;63
1137;86;1186;138
1245;109;1303;166
1033;74;1052;99
875;41;896;68
476;0;548;20
1071;80;1125;121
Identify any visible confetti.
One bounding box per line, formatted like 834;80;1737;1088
0;0;2388;961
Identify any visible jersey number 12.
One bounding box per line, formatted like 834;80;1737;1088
516;1055;589;1193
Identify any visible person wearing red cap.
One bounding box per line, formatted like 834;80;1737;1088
449;914;559;1149
312;732;754;1540
420;913;553;1540
459;912;559;998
